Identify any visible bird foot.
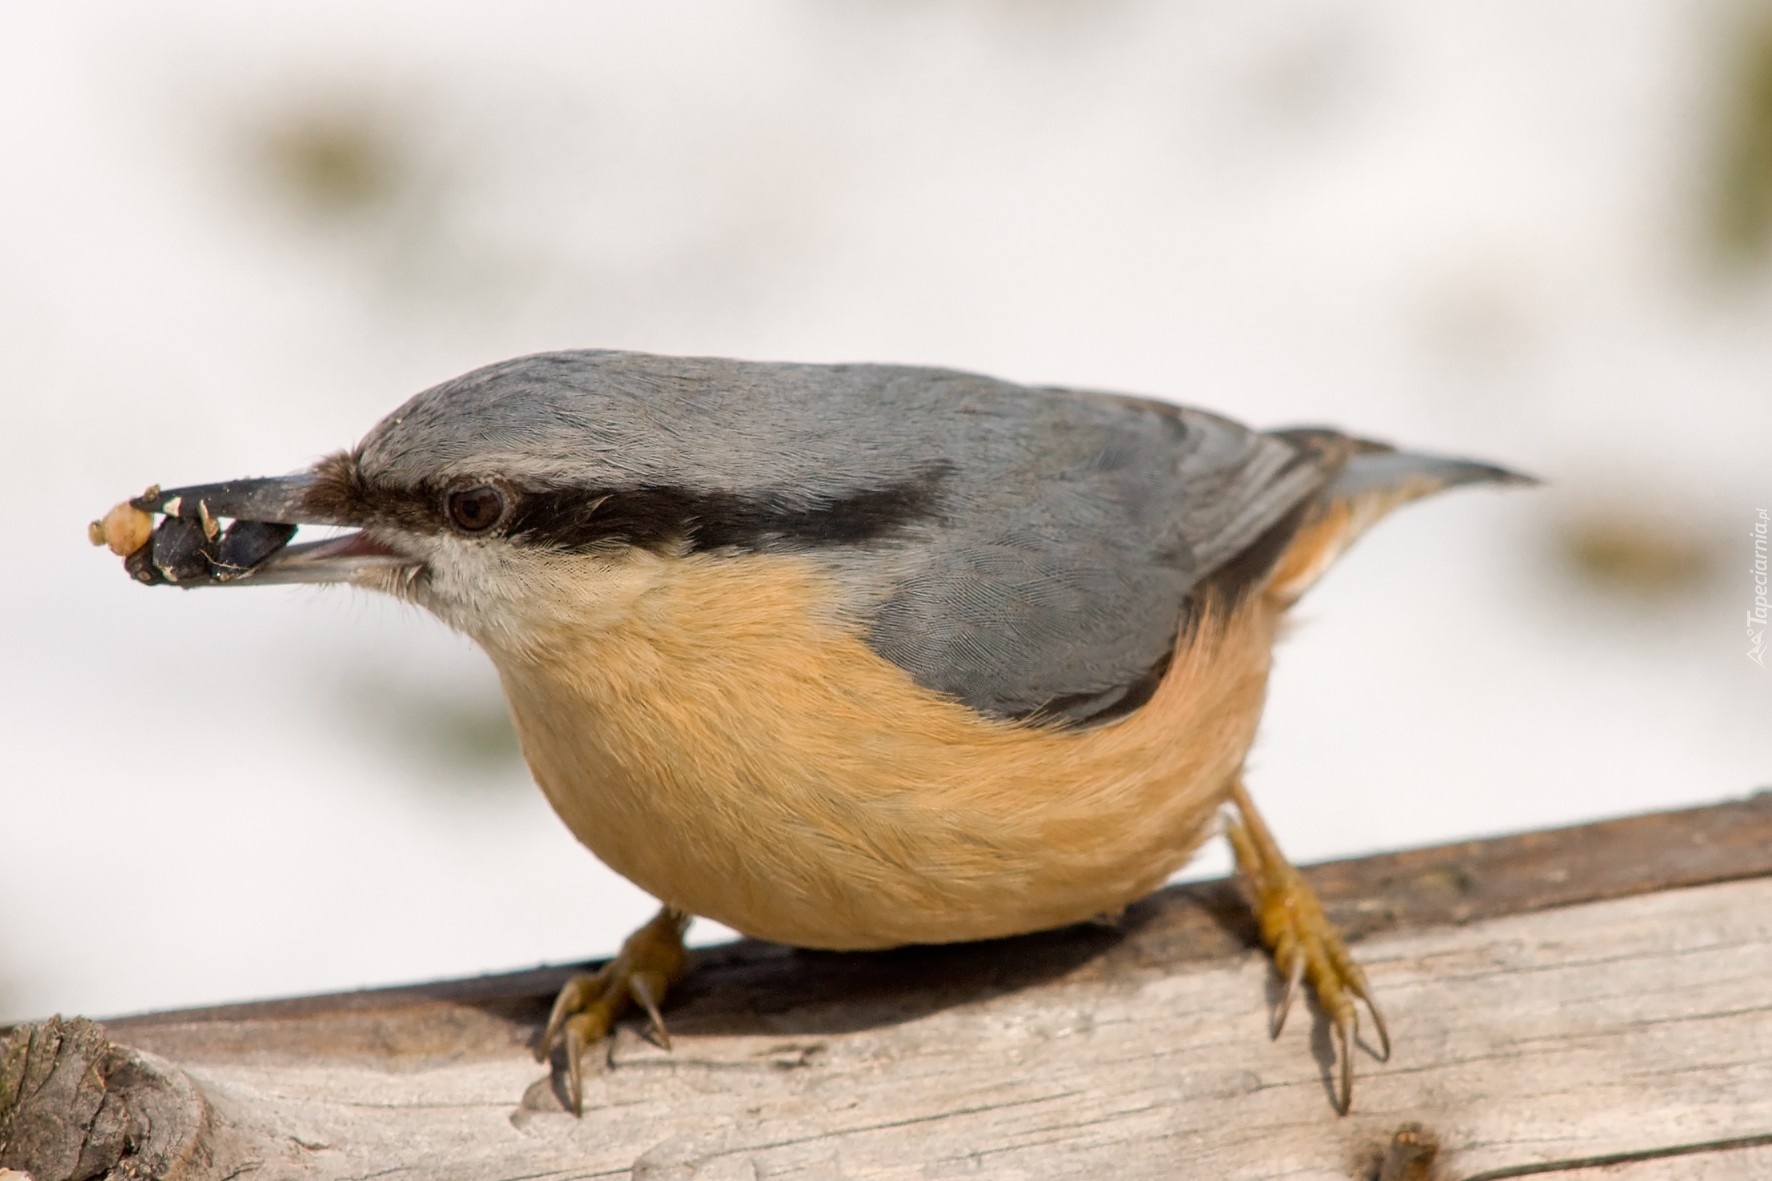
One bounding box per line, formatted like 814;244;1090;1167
1225;781;1389;1114
537;905;691;1114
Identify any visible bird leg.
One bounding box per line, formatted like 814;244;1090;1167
1224;779;1389;1114
537;905;691;1114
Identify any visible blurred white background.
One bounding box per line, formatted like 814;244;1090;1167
2;1;1768;1024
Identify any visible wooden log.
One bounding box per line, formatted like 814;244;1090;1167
4;793;1770;1180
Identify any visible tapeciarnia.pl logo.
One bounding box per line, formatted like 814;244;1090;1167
1751;508;1769;669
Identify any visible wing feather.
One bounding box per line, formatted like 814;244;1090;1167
861;386;1337;725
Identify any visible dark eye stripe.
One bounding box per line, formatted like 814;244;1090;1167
303;452;950;554
506;466;950;553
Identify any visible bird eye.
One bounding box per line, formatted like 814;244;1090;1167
446;485;507;533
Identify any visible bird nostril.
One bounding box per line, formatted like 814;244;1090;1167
446;485;507;533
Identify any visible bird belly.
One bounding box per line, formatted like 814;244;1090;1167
488;553;1276;950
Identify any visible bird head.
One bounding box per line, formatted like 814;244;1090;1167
101;351;951;653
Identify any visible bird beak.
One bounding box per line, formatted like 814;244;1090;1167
99;473;417;588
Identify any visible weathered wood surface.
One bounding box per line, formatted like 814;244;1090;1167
4;795;1770;1180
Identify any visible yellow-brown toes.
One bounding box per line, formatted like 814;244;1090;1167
538;968;608;1063
537;906;692;1115
559;1007;613;1117
1253;860;1387;1114
1226;781;1389;1115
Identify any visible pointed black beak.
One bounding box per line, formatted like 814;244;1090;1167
133;474;329;524
106;473;416;588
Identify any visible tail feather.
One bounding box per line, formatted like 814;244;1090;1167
1327;447;1537;503
1260;432;1537;606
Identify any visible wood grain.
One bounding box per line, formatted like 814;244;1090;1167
4;795;1768;1180
101;793;1772;1065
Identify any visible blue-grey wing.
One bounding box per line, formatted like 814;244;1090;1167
859;385;1333;726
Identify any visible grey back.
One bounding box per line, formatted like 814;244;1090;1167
357;351;1337;725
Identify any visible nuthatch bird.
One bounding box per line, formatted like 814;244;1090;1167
93;350;1530;1114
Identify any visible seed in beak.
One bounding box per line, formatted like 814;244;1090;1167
88;499;156;557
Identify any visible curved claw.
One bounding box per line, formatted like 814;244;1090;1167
1333;1015;1354;1116
1271;955;1305;1039
1352;976;1392;1062
629;974;672;1050
561;1013;595;1116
